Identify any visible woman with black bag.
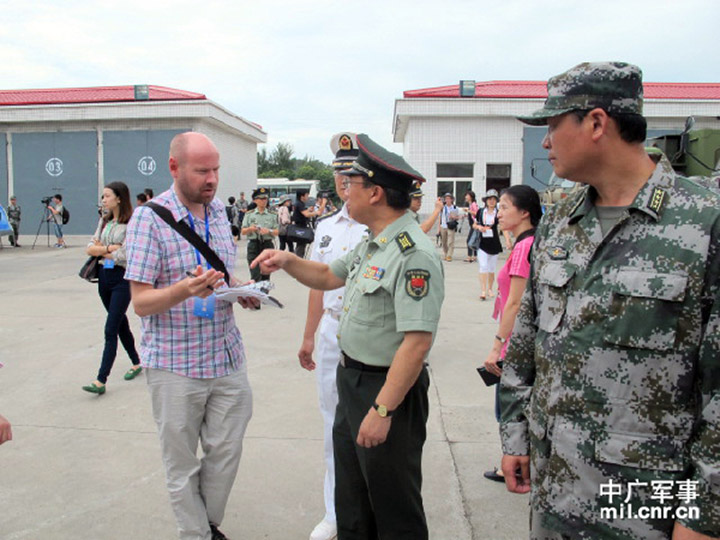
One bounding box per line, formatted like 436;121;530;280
82;181;141;395
473;189;502;300
291;189;320;258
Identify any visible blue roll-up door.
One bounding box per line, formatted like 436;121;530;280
12;132;98;235
0;133;8;205
103;129;187;201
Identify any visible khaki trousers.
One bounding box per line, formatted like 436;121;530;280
147;365;253;540
440;228;455;259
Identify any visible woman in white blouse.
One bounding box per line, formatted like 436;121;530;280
82;182;141;395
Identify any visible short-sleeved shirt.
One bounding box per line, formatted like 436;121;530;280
241;208;278;241
124;188;244;379
53;204;64;225
293;199;309;227
90;218;130;267
329;212;444;367
493;234;534;357
310;205;367;314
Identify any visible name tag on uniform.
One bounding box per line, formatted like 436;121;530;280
193;294;216;319
103;258;115;269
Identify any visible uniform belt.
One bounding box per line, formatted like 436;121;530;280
341;352;389;373
323;309;341;320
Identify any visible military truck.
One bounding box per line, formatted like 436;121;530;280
534;117;719;209
647;117;720;190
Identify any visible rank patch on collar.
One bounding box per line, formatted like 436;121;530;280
549;246;568;260
647;187;666;214
320;235;332;248
363;266;385;280
396;232;415;253
405;269;430;301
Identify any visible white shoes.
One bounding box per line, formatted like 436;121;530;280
309;519;337;540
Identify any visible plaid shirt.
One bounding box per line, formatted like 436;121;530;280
125;188;244;378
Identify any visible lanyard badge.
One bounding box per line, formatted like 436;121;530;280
187;207;216;319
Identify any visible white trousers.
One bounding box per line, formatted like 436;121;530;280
147;365;253;540
316;313;341;524
477;250;498;273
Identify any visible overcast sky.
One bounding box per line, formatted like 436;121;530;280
2;0;718;163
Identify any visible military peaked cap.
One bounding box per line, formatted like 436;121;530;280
252;187;269;199
330;132;360;170
339;134;425;192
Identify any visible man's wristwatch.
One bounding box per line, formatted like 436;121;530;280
373;403;394;418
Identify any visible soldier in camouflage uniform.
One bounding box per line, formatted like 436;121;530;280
501;62;720;539
7;195;21;247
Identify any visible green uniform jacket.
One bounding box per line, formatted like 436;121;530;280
330;212;444;367
241;208;278;241
500;155;720;538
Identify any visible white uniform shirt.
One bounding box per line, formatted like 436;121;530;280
310;204;367;314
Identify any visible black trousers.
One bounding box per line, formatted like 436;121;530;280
333;363;429;540
278;234;294;252
246;239;274;282
97;266;140;384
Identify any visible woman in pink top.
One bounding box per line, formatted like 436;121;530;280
481;185;541;483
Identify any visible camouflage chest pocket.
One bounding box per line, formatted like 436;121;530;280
535;261;575;333
349;279;389;327
604;269;686;351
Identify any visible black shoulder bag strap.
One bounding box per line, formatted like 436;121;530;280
146;202;231;284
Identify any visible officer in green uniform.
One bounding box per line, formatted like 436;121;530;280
251;134;444;540
241;187;278;282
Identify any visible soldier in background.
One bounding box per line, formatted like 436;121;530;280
241;187;278;282
501;62;720;539
7;195;21;247
409;183;443;234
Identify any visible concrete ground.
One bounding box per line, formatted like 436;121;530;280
0;232;529;539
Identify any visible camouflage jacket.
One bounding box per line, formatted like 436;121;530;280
7;203;20;223
500;155;720;538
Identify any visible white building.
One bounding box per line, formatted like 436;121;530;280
0;85;266;233
393;80;720;212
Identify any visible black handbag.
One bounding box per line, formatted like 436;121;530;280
79;256;100;283
286;224;314;243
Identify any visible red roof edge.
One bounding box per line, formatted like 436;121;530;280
0;85;207;106
403;80;720;100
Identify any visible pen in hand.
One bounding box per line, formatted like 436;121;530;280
185;271;216;293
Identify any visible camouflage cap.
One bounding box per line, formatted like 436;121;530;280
517;62;644;126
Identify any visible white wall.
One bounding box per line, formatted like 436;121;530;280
403;116;525;215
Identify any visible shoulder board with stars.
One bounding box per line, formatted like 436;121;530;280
317;208;340;222
395;231;416;254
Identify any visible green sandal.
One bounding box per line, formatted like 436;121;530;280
82;383;106;395
124;366;143;381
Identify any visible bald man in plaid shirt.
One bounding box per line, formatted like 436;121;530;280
126;133;254;540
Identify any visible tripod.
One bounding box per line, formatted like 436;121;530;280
32;204;56;249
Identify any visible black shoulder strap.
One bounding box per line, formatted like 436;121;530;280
146;202;231;284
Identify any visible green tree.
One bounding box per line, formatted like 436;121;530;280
270;143;294;172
